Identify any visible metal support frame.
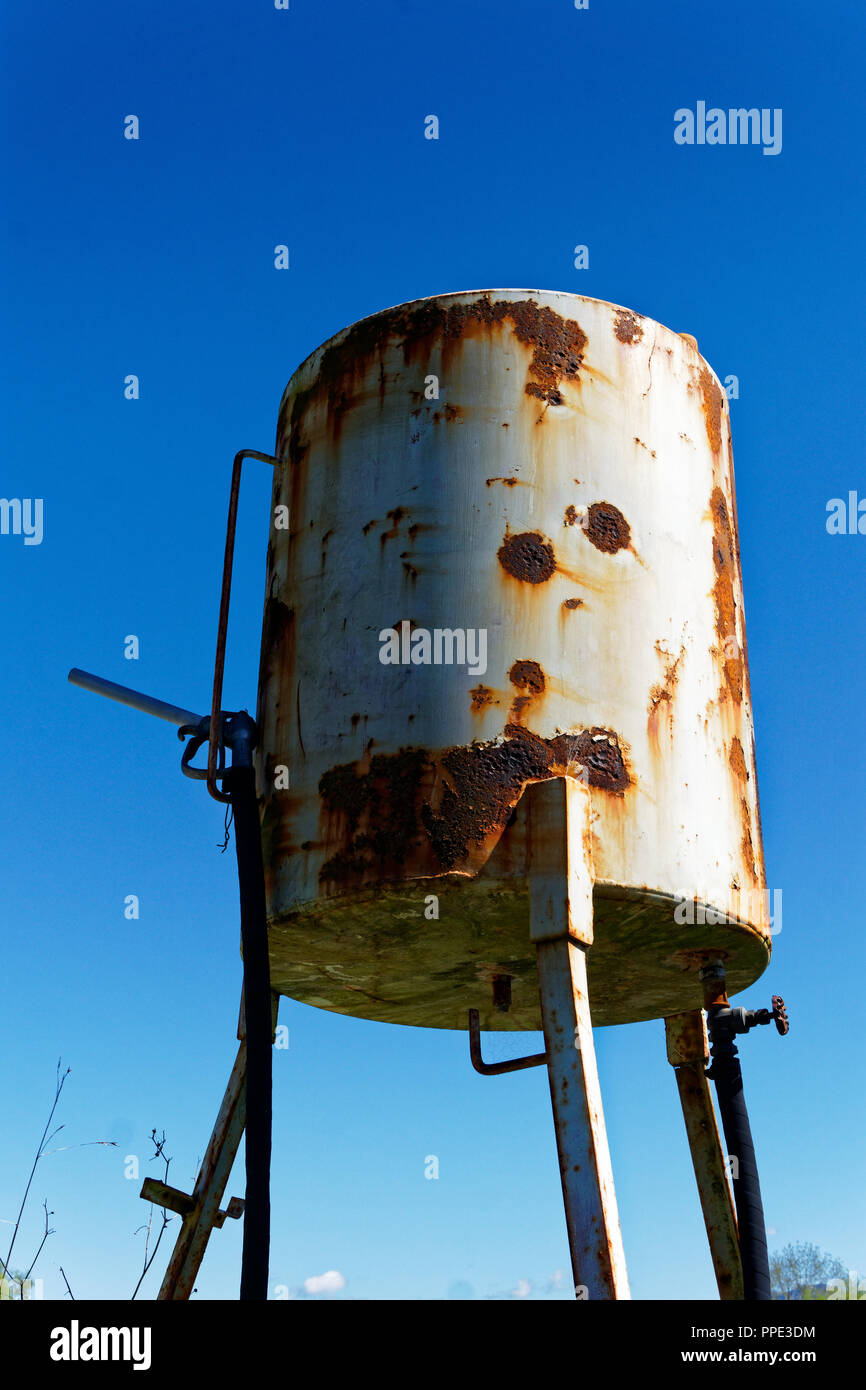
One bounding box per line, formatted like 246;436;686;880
527;778;630;1300
665;1010;744;1300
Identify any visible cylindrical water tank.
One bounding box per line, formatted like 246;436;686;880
255;290;770;1030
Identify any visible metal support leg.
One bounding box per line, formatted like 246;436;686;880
665;1011;744;1300
528;778;630;1301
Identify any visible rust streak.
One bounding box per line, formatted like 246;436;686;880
380;507;406;547
699;367;724;454
729;737;749;783
710;487;743;703
649;643;684;712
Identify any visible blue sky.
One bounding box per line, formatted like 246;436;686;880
1;0;863;1300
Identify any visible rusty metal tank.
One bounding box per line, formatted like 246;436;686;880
255;289;770;1031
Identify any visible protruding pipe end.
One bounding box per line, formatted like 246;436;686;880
492;974;512;1013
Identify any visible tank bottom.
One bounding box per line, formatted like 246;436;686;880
265;877;771;1030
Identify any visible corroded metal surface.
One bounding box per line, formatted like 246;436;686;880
256;289;769;1029
665;1011;744;1301
155;1040;247;1300
531;780;630;1299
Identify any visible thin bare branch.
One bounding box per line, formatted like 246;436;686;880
130;1128;174;1301
41;1141;119;1157
22;1200;55;1282
3;1060;70;1275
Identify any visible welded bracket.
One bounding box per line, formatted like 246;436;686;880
140;1179;244;1230
467;1009;547;1075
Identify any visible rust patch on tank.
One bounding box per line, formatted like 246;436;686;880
278;295;589;443
564;505;579;526
583;501;631;554
318;747;430;882
614;310;644;345
508;660;546;694
470;685;497;711
505;299;587;404
563;597;583;610
729;737;749;783
444;403;461;421
508;662;546;726
498;531;556;583
710;486;744;703
317;726;630;882
699;367;724;454
526;382;564;406
486;476;522;487
422;725;630;870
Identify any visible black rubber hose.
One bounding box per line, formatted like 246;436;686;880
708;1016;771;1301
226;762;272;1301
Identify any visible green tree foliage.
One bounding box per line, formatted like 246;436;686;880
770;1242;847;1300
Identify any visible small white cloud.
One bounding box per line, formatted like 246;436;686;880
511;1278;532;1299
546;1269;564;1291
303;1269;346;1296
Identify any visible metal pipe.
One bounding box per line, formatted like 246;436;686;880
701;963;771;1301
224;743;272;1302
68;668;204;730
467;1009;547;1075
208;449;281;803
